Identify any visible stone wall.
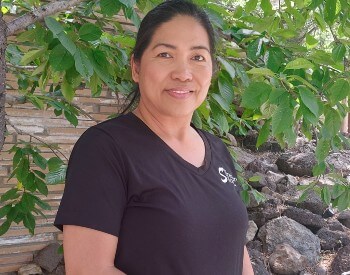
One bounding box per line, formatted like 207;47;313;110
0;72;124;273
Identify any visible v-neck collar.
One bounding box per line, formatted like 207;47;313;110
128;112;212;175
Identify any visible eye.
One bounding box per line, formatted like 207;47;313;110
157;52;172;58
192;55;205;61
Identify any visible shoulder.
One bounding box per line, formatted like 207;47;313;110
76;113;136;147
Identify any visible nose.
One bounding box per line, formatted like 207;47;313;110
171;60;193;82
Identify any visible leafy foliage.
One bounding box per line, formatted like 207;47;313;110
1;0;350;236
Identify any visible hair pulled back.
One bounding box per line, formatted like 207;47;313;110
121;0;216;114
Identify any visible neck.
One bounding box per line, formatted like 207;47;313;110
133;102;194;141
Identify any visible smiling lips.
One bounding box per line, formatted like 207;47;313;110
165;89;194;99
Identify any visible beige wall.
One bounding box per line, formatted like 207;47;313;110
0;72;125;273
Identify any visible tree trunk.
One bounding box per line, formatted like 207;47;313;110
0;0;7;152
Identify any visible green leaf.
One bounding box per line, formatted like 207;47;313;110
1;188;19;203
299;86;319;117
321;186;331;205
13;149;23;169
48;157;64;171
306;34;318;49
32;152;47;170
247;39;263;61
322;107;342;139
315;139;330;163
272;103;293;135
27;95;44;110
218;72;234;103
74;48;94;80
211;93;230;112
0;205;12;219
329;79;350;105
266;48;284;72
209;100;229;134
119;0;136;8
269;88;288;105
285;58;314;70
20;48;46;65
332;43;346;63
45;17;77;55
245;0;258;13
192;110;202;129
217;57;235;79
34;197;51;210
249;175;261;182
261;0;273;15
257;120;271;148
79;23;102;41
16;158;30;183
49;44;74;72
61;77;75;102
23;212;36;235
314;12;327;31
241;190;250;205
100;0;122;16
337;190;350;211
324;0;337;24
44;17;64;34
241;82;271;109
35;177;48;196
21;193;35;211
64;110;78;127
23;172;36;192
0;220;11;236
247;67;275;77
46;165;67;185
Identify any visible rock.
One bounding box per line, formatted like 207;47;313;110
284;188;327;216
283;206;326;233
292;137;316;153
316;227;350;251
246;240;263;252
276;152;316;177
245;171;267;189
248;248;269;275
239;130;282;152
261;186;284;201
48;264;65;275
327;219;346;232
338;209;350;229
18;264;43;275
326;151;350;175
246;220;258;242
246;159;279;174
258;217;320;265
266;171;285;191
249;201;281;228
234;146;256;168
275;175;298;194
331;244;350;275
34;243;63;273
227;133;238;147
269;243;309;275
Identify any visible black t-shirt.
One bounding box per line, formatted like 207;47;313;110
54;112;249;275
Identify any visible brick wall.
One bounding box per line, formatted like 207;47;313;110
0;72;126;273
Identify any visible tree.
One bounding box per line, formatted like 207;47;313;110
0;0;349;236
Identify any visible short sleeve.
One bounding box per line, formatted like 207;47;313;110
54;127;127;237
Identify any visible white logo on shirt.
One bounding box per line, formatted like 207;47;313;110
218;167;237;186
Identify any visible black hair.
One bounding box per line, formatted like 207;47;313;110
121;0;216;114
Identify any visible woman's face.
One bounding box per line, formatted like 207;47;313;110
131;15;213;119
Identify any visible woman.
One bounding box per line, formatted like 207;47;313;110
54;1;254;274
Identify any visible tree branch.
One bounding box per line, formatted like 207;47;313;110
6;62;37;70
6;0;86;36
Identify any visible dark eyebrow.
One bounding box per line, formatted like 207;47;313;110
152;43;210;53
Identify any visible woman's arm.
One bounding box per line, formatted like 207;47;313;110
63;225;126;275
242;245;254;275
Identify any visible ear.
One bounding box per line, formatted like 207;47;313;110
131;54;140;83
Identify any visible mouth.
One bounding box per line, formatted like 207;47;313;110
165;89;194;99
